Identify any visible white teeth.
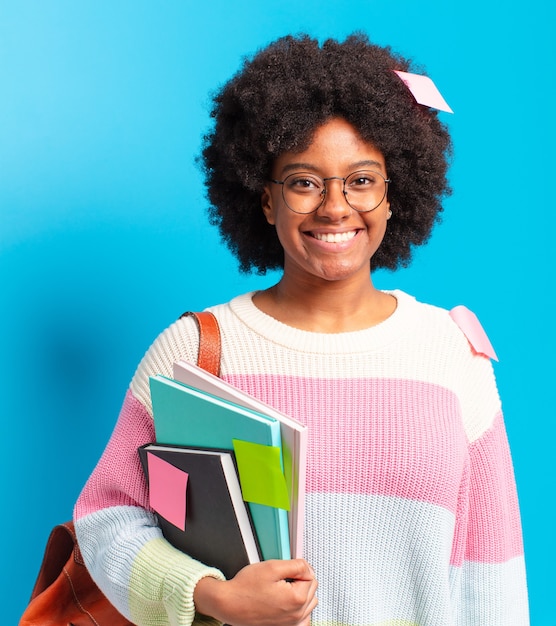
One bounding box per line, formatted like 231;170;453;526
313;231;357;243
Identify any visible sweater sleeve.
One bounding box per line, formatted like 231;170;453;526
455;409;529;624
448;319;529;624
73;319;226;626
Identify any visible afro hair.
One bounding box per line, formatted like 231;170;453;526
201;33;452;273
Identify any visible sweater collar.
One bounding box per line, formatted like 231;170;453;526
228;290;420;354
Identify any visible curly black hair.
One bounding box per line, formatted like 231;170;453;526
201;33;452;273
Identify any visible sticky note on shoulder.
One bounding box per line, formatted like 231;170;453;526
449;305;498;361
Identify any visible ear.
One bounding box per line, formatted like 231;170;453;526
261;185;276;225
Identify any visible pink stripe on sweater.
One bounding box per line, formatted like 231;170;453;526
460;412;524;564
226;375;468;512
74;390;155;519
76;380;523;566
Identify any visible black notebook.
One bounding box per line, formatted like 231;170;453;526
139;443;261;579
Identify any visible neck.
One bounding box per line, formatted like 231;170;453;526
253;273;396;333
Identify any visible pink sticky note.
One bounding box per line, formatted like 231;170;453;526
147;452;188;531
393;70;453;113
449;305;498;361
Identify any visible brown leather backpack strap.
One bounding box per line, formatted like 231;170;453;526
180;311;221;377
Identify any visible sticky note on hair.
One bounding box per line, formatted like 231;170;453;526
393;70;453;113
449;305;498;361
232;439;290;510
147;452;188;531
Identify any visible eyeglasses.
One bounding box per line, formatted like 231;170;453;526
269;170;391;214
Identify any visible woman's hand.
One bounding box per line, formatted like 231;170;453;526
194;559;318;626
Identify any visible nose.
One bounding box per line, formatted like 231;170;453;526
317;177;351;219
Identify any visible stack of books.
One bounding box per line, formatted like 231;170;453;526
138;360;307;579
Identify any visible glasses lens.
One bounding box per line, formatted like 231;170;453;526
344;170;388;213
282;173;325;214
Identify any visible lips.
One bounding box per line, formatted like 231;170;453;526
310;230;358;243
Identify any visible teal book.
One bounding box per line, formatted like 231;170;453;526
172;359;307;559
149;374;291;561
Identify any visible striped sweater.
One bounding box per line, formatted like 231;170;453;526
74;290;529;625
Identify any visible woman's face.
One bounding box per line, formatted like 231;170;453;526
262;117;390;287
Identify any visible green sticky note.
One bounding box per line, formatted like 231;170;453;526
232;439;290;510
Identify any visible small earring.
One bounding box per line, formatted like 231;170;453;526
387;209;392;220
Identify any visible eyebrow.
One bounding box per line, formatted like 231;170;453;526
280;159;385;176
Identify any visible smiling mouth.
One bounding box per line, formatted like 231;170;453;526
310;230;358;243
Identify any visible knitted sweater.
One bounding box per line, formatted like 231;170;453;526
74;290;529;625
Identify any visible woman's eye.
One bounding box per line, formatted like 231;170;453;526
351;175;375;186
289;176;321;191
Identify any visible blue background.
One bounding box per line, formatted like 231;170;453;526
1;1;553;623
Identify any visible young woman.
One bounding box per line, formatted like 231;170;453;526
74;34;529;625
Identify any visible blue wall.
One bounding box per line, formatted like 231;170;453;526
1;2;553;623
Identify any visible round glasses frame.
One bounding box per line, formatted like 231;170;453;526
269;169;391;214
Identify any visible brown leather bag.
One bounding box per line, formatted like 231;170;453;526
19;521;133;626
20;312;221;625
